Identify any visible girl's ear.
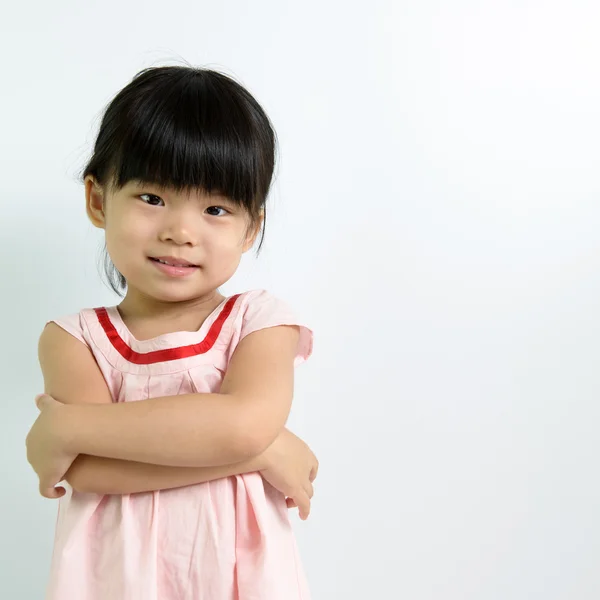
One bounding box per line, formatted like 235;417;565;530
242;211;264;253
85;175;107;229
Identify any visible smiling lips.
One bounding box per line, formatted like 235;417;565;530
149;257;200;278
150;256;198;267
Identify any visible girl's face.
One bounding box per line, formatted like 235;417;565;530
85;176;261;304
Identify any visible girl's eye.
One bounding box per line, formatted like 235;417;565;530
139;193;163;206
206;206;229;217
138;194;229;216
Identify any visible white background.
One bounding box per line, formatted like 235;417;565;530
2;1;600;598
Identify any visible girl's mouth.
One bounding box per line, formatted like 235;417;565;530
149;257;199;277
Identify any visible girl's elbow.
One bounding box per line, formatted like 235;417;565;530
237;419;280;459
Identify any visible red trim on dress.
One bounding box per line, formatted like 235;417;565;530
93;294;241;364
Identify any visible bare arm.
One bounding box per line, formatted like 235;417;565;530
65;454;267;495
38;323;275;493
45;323;300;468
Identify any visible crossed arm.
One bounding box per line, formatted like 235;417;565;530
37;321;300;495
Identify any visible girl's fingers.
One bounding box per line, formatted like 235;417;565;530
39;481;65;499
295;489;311;520
35;393;50;409
309;459;319;482
304;480;314;500
35;393;63;410
286;497;297;509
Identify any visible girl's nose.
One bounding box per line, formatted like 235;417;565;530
160;213;200;246
161;228;197;245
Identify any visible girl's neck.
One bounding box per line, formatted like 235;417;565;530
116;291;227;338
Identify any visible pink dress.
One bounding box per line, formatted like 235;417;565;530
44;289;314;600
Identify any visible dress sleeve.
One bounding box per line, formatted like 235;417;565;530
239;290;314;367
47;312;87;345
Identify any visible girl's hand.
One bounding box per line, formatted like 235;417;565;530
26;394;77;499
259;429;319;520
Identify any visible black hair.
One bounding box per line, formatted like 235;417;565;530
80;64;277;297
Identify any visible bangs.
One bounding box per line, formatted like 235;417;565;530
89;67;275;214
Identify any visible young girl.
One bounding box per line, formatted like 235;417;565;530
25;65;318;600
